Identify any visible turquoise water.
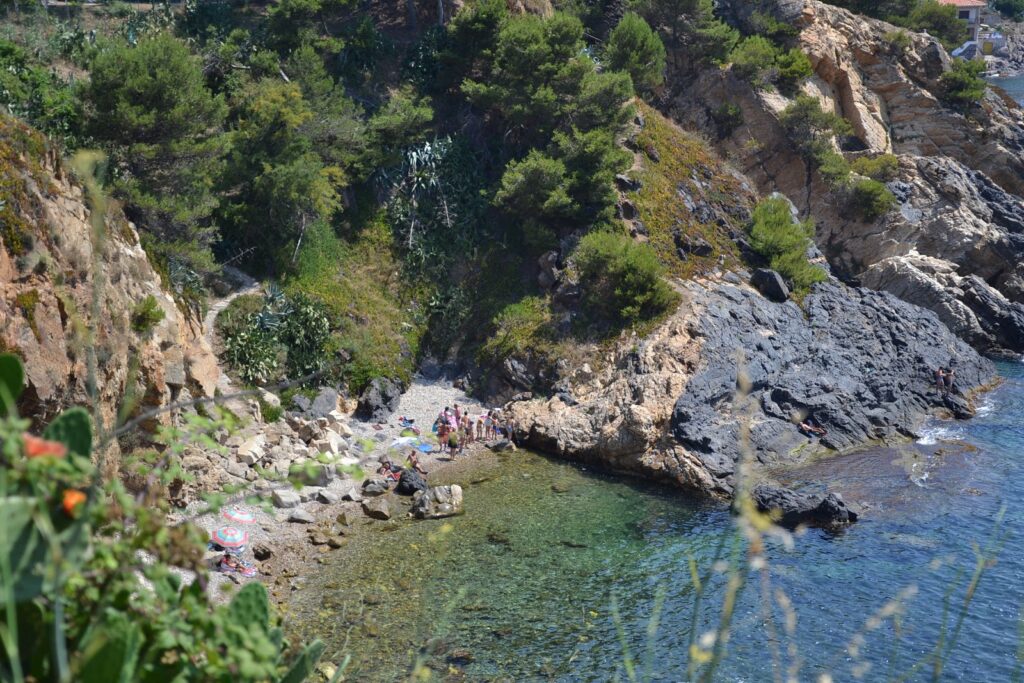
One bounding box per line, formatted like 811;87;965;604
990;75;1024;104
289;363;1024;680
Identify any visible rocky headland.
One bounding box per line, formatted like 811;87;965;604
508;276;995;509
676;0;1024;358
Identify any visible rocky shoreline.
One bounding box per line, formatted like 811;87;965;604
508;274;998;526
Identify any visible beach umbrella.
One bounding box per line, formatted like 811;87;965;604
211;526;249;549
222;506;256;524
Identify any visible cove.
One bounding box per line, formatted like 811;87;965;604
288;362;1024;681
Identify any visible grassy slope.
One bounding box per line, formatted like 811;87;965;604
286;211;426;392
626;102;753;278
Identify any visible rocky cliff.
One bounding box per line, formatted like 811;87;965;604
509;276;995;497
674;0;1024;357
0;113;220;458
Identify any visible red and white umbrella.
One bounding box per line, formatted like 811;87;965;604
211;526;249;549
222;506;256;524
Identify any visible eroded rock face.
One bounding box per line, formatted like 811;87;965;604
0;115;219;465
509;279;995;498
674;0;1024;355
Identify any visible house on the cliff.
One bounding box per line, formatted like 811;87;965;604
938;0;986;41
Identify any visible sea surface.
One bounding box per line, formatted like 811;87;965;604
990;74;1024;105
290;362;1024;681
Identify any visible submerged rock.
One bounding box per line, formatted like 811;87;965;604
411;485;464;520
751;483;858;529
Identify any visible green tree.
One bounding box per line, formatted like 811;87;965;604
939;58;987;109
901;0;969;49
605;12;666;93
993;0;1024;19
219;79;342;268
730;36;780;89
494;151;573;248
776;48;813;95
747;197;826;290
82;33;227;277
574;230;678;327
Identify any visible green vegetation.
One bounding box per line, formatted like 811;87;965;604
850;177;898;221
574;231;678;328
747;197;827;291
605;12;667;94
628;102;748;278
0;353;340;681
939;58;988;109
850;153;900;181
779;97;897;221
14;289;40;341
993;0;1024;20
478;296;553;365
729;37;812;94
130;295;165;334
827;0;969;49
219;286;332;386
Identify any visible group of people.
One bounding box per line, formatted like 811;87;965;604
433;404;515;456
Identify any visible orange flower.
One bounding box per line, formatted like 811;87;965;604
23;434;67;459
62;489;86;517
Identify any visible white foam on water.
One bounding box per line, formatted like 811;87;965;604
975;395;997;417
916;423;967;446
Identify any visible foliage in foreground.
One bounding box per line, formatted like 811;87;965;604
747;197;826;291
939;58;988;109
0;353;337;683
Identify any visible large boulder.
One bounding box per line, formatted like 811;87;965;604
750;269;790;303
362;496;393;520
751;483;858;529
355;378;404;422
395;469;428;496
361;476;391;496
411;485;464;519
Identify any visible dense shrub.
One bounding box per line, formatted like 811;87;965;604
730;36;780;89
711;103;744;139
850;154;900;181
939;59;988;109
779;95;854;186
605;12;666;93
479;296;553;364
574;231;678;328
747;197;826;291
776;48;813;95
850;178;898;221
130;295;166;334
730;37;812;94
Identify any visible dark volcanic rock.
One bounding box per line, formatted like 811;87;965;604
960;275;1024;353
750;269;790;303
396;469;428;496
355;378;404;422
751;483;858;528
671;282;994;494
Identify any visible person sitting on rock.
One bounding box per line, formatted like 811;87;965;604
798;417;827;438
377;459;402;482
406;449;428;476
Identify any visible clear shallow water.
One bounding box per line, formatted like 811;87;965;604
290;363;1024;681
990;75;1024;104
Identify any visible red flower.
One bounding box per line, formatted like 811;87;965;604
23;434;67;459
62;489;86;517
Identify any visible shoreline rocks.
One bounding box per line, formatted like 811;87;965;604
509;277;996;504
751;483;859;529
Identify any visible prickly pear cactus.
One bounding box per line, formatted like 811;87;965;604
43;407;93;458
229;582;271;632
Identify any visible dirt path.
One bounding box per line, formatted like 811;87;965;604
201;266;261;413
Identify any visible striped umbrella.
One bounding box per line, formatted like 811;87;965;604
222;506;256;524
211;526;249;549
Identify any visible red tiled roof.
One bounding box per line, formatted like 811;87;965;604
938;0;986;6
